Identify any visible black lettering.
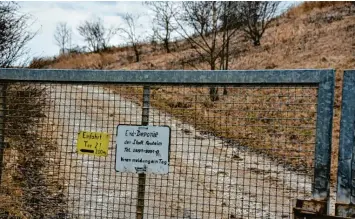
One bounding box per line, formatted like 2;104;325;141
133;139;144;145
80;149;94;153
136;130;159;138
120;157;131;162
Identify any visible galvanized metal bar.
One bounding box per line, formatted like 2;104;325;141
313;69;335;202
336;70;355;214
136;86;150;219
0;84;6;183
0;68;332;84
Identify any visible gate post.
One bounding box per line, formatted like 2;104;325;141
293;70;335;217
313;69;335;204
336;70;355;217
136;85;150;219
0;83;6;183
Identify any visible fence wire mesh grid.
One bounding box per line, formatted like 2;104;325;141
0;82;318;219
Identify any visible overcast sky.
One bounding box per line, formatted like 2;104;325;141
18;1;299;63
19;1;154;61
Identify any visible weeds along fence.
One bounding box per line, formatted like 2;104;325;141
0;69;334;218
0;84;66;218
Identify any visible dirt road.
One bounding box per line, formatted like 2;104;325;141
46;84;315;219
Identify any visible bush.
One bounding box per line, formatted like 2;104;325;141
28;57;56;69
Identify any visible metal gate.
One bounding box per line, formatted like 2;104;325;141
0;69;334;218
336;70;355;218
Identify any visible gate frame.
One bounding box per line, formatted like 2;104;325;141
0;68;335;217
336;70;355;217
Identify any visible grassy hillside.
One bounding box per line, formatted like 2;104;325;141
30;2;355;182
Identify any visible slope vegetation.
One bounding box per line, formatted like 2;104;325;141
30;2;355;182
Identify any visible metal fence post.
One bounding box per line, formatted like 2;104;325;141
136;85;150;219
336;70;355;217
0;83;6;183
293;70;335;218
312;70;335;203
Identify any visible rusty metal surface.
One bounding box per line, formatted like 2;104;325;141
294;199;328;215
294;199;349;218
336;203;355;218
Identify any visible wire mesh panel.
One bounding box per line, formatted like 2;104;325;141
0;69;334;219
117;85;318;218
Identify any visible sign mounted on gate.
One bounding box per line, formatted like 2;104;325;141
77;131;109;157
115;125;170;174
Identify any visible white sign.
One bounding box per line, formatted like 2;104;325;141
115;125;170;174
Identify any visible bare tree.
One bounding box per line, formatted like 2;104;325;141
54;22;72;54
237;1;279;46
120;14;142;62
175;1;241;101
219;2;243;95
77;17;116;52
146;2;177;53
0;2;36;67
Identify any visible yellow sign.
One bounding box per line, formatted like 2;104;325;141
77;131;109;157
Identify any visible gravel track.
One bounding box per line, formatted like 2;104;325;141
46;84;316;219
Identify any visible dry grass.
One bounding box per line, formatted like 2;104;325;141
0;84;66;218
35;2;355;183
285;1;352;18
110;85;317;174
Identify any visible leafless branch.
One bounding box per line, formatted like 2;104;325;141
119;13;143;62
0;2;37;68
237;1;280;46
77;17;117;52
146;2;178;53
54;22;72;54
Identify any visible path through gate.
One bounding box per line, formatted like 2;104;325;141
0;69;334;218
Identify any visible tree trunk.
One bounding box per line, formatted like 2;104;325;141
253;38;261;46
164;39;170;53
209;63;219;101
133;45;140;62
209;87;219;101
223;87;228;95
